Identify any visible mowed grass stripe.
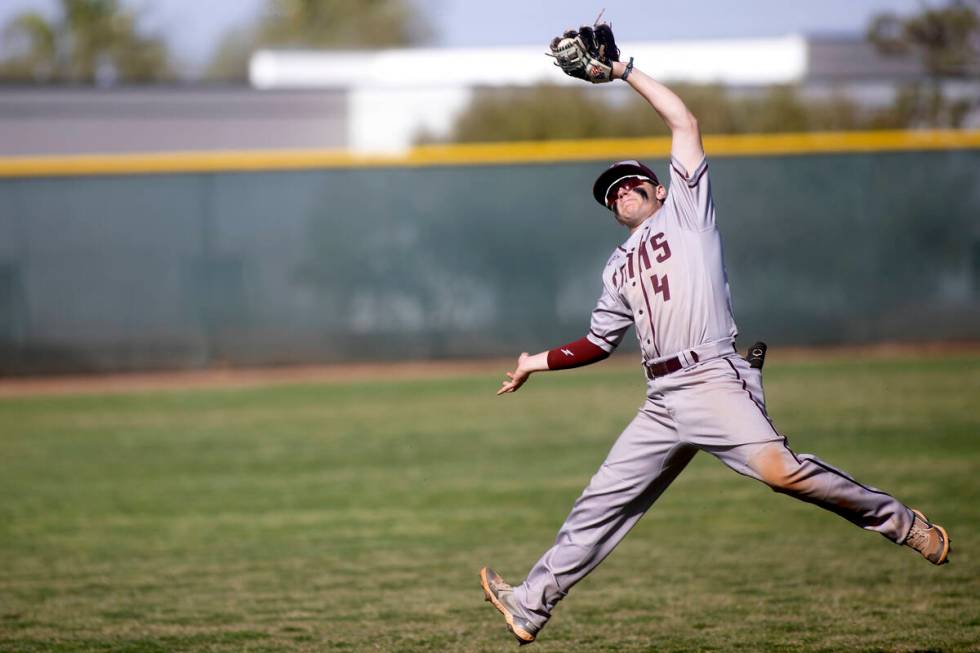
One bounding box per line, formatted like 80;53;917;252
1;354;978;652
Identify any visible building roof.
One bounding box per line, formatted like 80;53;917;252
0;87;347;156
248;34;933;90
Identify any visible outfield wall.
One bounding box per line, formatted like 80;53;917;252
1;132;978;374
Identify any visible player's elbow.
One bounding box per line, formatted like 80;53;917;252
671;111;698;136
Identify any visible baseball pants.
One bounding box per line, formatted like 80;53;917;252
512;353;915;629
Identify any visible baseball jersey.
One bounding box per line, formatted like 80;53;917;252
585;156;737;362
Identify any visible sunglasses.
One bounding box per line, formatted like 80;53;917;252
605;176;652;208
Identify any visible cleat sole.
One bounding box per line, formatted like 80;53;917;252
480;568;536;644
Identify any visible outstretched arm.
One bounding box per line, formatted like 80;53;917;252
496;351;548;395
497;337;610;395
611;62;704;173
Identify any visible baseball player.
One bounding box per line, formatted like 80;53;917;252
479;23;951;646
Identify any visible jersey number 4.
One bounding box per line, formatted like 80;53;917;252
648;232;671;301
650;273;670;301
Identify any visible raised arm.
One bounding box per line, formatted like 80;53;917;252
611;62;704;173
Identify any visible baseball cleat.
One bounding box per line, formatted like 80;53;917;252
480;567;539;645
904;509;950;565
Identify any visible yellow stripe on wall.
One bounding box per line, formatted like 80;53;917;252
0;130;978;178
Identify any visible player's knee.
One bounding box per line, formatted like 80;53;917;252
749;444;806;492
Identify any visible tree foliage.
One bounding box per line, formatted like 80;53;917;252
868;0;980;77
421;83;911;144
0;0;172;84
867;0;979;128
207;0;430;81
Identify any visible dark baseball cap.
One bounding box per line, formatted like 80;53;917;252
592;160;661;209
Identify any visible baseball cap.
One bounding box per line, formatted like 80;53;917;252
592;160;660;209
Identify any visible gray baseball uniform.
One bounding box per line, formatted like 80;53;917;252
510;156;916;630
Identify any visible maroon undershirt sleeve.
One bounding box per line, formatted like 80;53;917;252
547;336;610;370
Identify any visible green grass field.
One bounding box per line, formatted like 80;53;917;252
1;353;978;652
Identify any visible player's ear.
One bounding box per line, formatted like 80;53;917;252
655;185;667;201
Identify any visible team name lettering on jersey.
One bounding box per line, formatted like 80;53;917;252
613;232;672;300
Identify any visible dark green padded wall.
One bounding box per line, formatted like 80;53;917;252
1;149;977;373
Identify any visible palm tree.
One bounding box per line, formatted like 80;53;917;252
0;12;58;81
867;0;980;127
257;0;429;48
0;0;172;84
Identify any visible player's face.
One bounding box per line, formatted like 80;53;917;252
609;179;661;226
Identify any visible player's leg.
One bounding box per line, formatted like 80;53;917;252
725;439;948;563
676;355;947;562
729;439;914;541
504;396;696;636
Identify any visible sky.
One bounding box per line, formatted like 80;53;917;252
0;0;926;76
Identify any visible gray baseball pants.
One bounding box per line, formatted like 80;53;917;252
512;353;914;629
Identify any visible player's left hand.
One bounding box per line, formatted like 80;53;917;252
497;352;533;395
547;22;620;83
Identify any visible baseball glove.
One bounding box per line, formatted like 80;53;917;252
548;23;620;83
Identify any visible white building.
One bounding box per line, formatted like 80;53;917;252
250;35;815;152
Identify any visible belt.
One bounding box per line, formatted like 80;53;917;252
644;339;737;380
644;353;692;379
